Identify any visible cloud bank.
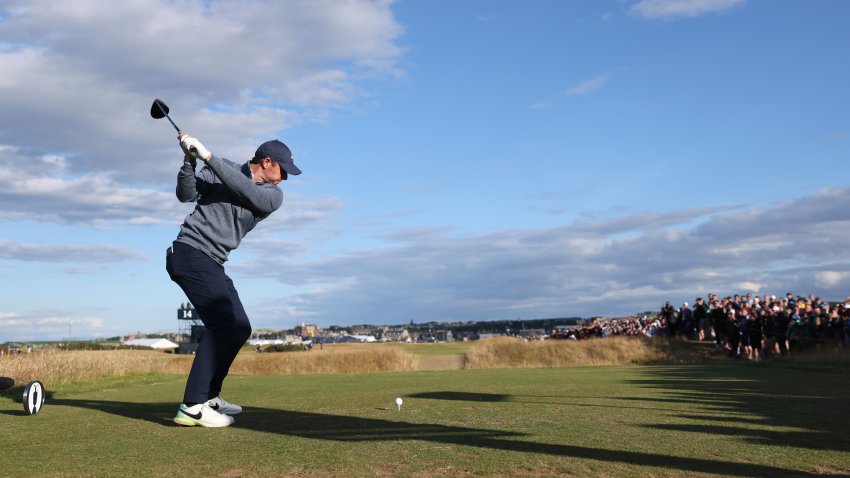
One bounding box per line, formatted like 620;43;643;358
238;188;850;327
0;0;403;184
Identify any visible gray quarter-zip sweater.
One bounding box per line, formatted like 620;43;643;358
173;156;283;264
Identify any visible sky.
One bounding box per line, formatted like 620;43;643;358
1;0;849;341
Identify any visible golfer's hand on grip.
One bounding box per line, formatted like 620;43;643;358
178;133;212;162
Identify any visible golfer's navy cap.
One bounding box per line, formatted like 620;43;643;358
255;139;301;176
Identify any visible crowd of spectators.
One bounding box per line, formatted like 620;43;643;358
553;292;850;360
658;292;849;360
554;316;663;341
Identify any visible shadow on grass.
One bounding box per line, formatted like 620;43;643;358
626;365;850;453
411;391;667;412
408;391;510;402
50;397;824;478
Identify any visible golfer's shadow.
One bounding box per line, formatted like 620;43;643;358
51;398;818;478
50;398;174;424
407;391;510;402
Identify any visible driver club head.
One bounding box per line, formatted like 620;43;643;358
151;99;169;119
150;98;182;133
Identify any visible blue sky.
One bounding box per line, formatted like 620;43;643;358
1;0;849;341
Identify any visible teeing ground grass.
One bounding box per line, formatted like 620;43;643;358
1;363;848;477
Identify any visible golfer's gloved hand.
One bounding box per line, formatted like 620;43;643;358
178;134;212;162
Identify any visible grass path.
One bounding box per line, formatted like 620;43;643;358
2;364;848;477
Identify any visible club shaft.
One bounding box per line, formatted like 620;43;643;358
165;114;182;134
154;101;182;133
153;100;195;153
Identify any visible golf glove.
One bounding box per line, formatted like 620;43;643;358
179;135;212;161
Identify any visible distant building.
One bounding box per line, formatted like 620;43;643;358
434;330;453;342
478;333;502;340
382;326;411;342
418;330;453;342
123;338;178;350
350;326;377;336
294;322;320;338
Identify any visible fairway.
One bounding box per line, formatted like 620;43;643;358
2;364;848;477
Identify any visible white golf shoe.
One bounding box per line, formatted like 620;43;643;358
206;396;242;415
174;403;235;427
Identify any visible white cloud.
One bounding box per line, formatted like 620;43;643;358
566;76;608;96
733;281;765;293
0;0;403;183
631;0;746;20
0;312;107;341
815;271;849;288
0;240;144;263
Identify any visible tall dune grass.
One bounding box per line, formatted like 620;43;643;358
10;338;842;389
0;345;419;388
0;350;192;387
464;336;709;369
230;346;417;375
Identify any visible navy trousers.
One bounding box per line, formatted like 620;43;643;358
166;242;252;404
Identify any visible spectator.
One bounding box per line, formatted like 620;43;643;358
661;302;678;338
694;297;711;341
679;302;694;339
739;307;751;359
746;309;764;362
774;307;790;356
726;309;740;358
710;300;727;348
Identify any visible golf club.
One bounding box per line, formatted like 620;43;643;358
150;98;197;154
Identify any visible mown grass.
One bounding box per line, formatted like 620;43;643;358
1;363;848;477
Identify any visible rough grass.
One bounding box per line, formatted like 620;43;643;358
229;345;417;375
0;345;419;388
465;336;716;369
4;337;843;391
0;350;192;387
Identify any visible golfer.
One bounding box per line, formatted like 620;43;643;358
166;133;300;427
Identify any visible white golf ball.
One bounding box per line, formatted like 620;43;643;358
395;397;403;406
